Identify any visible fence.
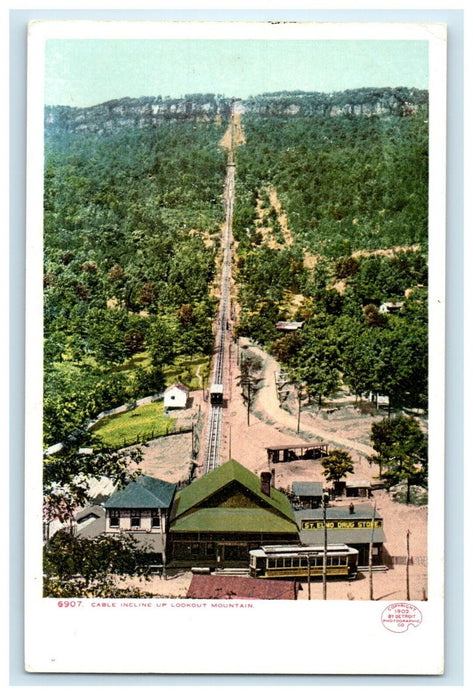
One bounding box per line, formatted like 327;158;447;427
44;392;164;456
118;425;193;450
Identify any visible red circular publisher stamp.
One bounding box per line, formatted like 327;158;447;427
381;603;423;633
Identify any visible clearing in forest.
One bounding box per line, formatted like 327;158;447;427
219;112;246;150
351;243;421;259
254;185;293;250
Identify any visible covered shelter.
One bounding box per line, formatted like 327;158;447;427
266;443;328;465
275;321;304;331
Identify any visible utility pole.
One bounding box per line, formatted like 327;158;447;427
322;492;329;600
406;529;411;601
307;557;311;600
369;500;376;601
241;380;251;426
297;386;302;434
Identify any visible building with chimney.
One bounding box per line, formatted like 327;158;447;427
168;459;299;569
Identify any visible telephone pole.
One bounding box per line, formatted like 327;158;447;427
322;492;329;600
369;500;376;601
406;529;411;601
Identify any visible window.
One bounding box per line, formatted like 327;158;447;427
151;511;161;528
191;542;200;556
109;510;120;528
206;543;216;556
130;510;141;528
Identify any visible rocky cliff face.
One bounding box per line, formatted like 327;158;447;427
45;88;428;136
242;87;428;118
44;94;234;136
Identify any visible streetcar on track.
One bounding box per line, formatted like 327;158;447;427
249;544;359;580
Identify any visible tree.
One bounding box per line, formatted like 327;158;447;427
123;328;145;355
43;445;143;526
341;324;379;403
322;449;355;488
362;304;387;328
85;308;128;365
237;354;263;425
271;332;303;365
132;365;165;397
43;530;152;598
146;316;176;367
368;415;427;503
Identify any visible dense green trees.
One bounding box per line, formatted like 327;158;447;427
368;416;427;503
43;445;143;523
43;530;152;598
43;119;226;445
232;106;428;411
236;109;428;256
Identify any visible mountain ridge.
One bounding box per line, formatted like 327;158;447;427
45;87;428;136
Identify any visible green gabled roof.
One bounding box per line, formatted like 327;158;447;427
170;508;299;534
104;475;176;509
171;459;295;524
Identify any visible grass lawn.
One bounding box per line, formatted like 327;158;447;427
91;401;176;449
163;354;211;391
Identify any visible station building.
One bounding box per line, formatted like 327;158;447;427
168;459;299;569
294;504;386;567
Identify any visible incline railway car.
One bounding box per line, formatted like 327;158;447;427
249;544;359;580
210;383;224;406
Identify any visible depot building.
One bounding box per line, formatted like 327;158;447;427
294;504;386;567
168;459;299;569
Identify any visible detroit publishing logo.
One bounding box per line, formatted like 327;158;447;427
381;603;423;633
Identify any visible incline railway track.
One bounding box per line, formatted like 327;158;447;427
202;114;235;474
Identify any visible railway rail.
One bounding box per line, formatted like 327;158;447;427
202;116;235;474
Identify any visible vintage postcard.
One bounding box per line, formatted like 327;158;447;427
25;20;446;674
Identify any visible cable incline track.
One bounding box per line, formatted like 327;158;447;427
202;114;235;474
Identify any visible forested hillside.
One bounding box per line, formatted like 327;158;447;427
233;101;428;411
43;120;227;445
43;87;429;446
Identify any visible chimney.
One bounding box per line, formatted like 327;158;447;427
260;472;272;497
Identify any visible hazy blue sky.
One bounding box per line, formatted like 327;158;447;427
45;39;429;107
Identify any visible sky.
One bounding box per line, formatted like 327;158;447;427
45;39;429;107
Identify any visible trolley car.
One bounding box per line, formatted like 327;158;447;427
249;544;359;580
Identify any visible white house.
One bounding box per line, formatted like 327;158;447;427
164;382;189;410
379;301;404;314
